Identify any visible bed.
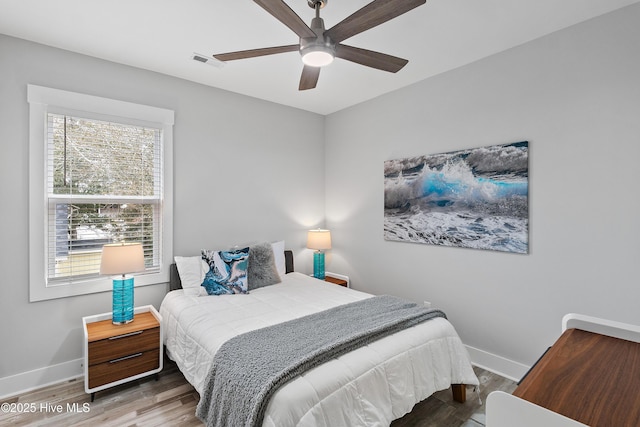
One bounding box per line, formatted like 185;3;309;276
160;246;479;427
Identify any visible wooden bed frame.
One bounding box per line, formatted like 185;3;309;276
166;249;468;403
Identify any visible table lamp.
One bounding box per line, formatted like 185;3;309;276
307;229;331;280
100;242;145;325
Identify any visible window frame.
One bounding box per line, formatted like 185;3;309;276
28;85;174;302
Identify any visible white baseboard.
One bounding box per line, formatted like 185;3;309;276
0;345;529;400
465;344;530;383
0;358;83;400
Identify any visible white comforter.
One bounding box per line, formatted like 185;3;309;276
160;272;479;427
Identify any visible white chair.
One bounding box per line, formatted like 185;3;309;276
486;391;588;426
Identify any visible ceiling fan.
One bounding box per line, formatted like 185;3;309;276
212;0;427;90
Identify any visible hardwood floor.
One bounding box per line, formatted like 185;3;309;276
0;358;516;427
391;366;517;427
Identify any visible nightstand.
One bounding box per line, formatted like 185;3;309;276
325;275;348;287
83;305;163;401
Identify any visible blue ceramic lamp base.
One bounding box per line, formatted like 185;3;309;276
112;275;134;325
313;251;325;280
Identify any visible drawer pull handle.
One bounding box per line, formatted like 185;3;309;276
109;353;143;364
109;330;144;340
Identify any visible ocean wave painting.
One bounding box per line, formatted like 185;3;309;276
384;141;529;253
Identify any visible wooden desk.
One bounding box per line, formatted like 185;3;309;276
514;328;640;427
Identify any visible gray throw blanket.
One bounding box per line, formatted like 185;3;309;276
196;295;446;427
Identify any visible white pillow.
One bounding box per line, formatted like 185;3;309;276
182;286;208;297
271;240;286;276
174;255;208;288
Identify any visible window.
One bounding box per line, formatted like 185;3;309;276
28;85;173;301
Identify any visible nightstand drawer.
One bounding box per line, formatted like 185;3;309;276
325;276;348;287
87;349;160;389
88;326;159;366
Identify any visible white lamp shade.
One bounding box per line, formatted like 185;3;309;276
100;243;145;275
307;229;332;250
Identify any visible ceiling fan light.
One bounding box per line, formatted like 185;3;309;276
301;46;334;67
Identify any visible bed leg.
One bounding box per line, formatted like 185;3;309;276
451;384;466;403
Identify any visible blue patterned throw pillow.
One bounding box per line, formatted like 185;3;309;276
201;248;250;295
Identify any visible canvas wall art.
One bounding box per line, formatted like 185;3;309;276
384;141;529;253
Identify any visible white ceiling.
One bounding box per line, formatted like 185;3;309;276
1;0;638;115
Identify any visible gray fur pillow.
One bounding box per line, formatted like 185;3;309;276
247;242;282;290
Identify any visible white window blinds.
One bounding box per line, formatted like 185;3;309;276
29;84;173;301
46;113;162;284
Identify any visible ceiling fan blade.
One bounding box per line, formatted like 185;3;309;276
254;0;316;39
299;65;321;90
325;0;426;43
214;44;299;62
335;44;408;73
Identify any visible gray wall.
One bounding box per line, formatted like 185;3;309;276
2;2;639;394
324;3;640;376
0;35;325;388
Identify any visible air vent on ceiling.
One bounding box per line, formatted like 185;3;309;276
191;53;225;68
